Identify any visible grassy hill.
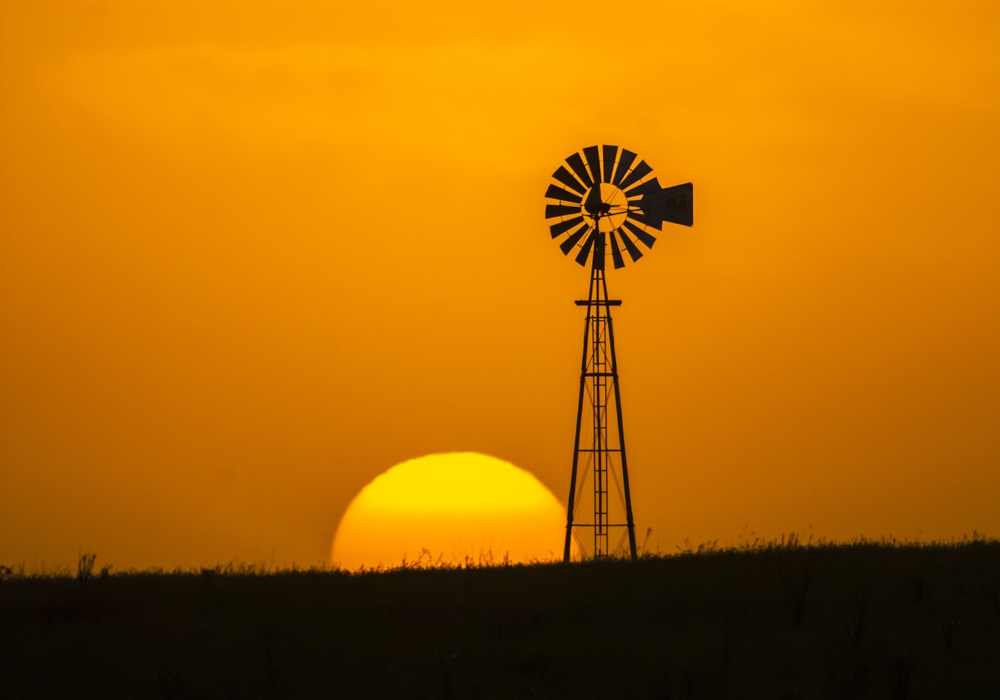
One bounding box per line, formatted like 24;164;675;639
2;540;999;699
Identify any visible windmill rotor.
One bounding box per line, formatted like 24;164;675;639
544;145;693;269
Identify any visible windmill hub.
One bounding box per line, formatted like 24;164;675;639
543;144;694;562
583;183;629;231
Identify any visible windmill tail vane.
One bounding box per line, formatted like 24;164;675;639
544;144;693;562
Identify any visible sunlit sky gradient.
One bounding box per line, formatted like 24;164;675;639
2;1;999;569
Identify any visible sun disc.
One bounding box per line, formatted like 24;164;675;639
332;453;566;569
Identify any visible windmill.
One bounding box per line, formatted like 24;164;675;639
545;145;693;562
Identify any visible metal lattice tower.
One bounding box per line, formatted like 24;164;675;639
565;252;636;560
542;144;693;562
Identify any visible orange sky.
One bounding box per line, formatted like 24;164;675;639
2;1;999;569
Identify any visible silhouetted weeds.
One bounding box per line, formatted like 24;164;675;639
2;536;999;699
76;551;97;588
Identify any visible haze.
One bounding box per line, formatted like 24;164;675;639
2;1;999;569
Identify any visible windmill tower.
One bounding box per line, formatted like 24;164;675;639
544;145;693;562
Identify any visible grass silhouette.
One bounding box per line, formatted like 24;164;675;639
2;536;999;698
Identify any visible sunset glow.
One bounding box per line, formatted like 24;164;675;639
1;2;999;570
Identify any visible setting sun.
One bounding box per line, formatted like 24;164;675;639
331;453;565;570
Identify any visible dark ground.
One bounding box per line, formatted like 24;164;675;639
2;541;999;699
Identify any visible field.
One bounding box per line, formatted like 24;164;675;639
2;540;999;699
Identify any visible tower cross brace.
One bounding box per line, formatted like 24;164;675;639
563;234;638;562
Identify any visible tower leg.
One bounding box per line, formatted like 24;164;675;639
563;304;591;563
606;312;638;561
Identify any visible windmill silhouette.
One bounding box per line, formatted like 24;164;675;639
544;145;693;562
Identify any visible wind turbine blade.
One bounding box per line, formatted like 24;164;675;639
552;166;587;194
624;177;661;199
560;224;590;255
618;160;652;190
612;149;637;186
583;146;602;184
610;230;626;269
545;204;581;219
545;184;583;204
623;220;657;248
566;152;593;188
575;228;598;266
618;228;644;262
626;209;661;231
550;216;584;237
602;145;618;183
